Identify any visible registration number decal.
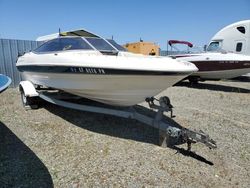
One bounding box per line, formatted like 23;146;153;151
70;67;106;74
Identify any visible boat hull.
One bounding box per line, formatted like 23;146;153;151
0;74;12;93
21;72;187;106
17;51;197;106
192;67;250;79
175;53;250;80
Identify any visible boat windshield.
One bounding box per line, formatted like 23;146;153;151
85;37;116;52
107;39;127;51
33;37;93;53
206;40;226;53
207;41;221;52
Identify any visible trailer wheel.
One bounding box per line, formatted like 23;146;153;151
188;77;199;85
20;87;39;109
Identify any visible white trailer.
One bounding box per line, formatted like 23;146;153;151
19;81;217;151
207;20;250;77
207;20;250;55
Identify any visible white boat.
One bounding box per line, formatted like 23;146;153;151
168;40;250;82
16;29;197;106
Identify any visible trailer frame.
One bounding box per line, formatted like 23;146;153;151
19;81;217;151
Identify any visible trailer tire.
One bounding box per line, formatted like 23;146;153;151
188;77;199;85
20;86;39;109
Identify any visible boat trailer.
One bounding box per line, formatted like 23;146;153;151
19;81;217;151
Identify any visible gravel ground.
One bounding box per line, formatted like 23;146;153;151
0;80;249;187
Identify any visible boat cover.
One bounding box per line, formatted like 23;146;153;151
36;29;100;41
60;29;99;38
168;40;193;48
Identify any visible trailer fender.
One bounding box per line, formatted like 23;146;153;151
19;81;39;97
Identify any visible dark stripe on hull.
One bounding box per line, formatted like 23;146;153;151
191;61;250;72
17;65;188;75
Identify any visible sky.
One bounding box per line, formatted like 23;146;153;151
0;0;249;50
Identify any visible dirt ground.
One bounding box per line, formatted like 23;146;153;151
0;80;249;187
